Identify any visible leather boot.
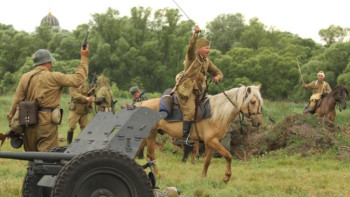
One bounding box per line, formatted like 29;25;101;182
182;121;192;144
67;131;74;144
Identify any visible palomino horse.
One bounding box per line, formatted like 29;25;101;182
314;85;348;121
136;85;263;183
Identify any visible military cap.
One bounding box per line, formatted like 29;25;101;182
33;49;55;66
129;86;140;95
317;71;325;77
196;37;210;48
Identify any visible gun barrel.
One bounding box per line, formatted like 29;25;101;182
0;151;77;162
82;30;89;50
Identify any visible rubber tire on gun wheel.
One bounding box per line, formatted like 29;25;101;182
52;149;154;197
22;146;68;197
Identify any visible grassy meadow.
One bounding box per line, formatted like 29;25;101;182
0;94;349;197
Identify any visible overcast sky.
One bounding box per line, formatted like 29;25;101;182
0;0;349;44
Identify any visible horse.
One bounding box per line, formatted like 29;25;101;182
136;85;263;183
314;85;348;121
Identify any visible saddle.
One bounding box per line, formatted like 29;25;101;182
159;88;211;122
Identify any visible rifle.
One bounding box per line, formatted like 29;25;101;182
81;30;89;50
87;72;97;96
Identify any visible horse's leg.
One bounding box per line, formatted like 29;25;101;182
190;141;200;164
135;139;147;160
201;145;213;178
205;138;232;183
145;129;159;175
327;110;336;122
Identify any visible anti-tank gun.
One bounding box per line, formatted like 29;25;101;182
0;107;166;197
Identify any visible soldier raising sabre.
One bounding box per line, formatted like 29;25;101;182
173;25;223;144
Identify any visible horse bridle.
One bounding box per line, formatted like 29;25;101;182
244;97;263;119
215;83;262;127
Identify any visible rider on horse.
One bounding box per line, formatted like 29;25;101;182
172;25;223;144
302;71;332;113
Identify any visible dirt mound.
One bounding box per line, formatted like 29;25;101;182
230;114;350;160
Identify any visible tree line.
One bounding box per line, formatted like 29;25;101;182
0;7;350;101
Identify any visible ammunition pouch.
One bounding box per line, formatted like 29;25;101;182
176;78;194;99
75;103;88;114
52;106;63;124
10;107;24;134
68;102;76;110
19;100;39;127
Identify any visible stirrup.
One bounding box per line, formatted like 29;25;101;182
181;135;194;145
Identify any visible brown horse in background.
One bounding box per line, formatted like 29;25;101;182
315;85;348;121
136;85;263;183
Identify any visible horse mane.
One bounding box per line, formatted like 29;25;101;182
209;85;263;125
330;85;349;96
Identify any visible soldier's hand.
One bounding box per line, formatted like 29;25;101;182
81;44;90;57
86;96;93;106
302;84;306;88
212;76;220;83
194;25;200;34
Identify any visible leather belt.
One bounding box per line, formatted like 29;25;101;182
39;107;53;112
191;76;203;83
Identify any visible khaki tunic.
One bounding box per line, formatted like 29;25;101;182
305;80;332;101
68;82;90;131
7;57;89;151
95;86;113;112
174;35;223;121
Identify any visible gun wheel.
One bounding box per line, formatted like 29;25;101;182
22;146;67;197
52;149;153;197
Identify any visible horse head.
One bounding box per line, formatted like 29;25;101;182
240;84;263;127
333;86;349;110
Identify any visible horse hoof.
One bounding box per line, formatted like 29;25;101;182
223;176;230;183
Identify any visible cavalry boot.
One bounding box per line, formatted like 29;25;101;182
182;121;192;145
67;131;74;144
309;101;316;113
303;103;311;113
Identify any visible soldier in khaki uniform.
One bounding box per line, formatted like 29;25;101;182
302;71;332;113
173;25;223;143
7;46;89;152
66;81;93;144
95;75;114;112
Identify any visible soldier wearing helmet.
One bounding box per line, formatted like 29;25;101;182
121;86;148;109
302;71;332;113
7;46;90;152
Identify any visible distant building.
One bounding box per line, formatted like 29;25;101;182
40;11;60;30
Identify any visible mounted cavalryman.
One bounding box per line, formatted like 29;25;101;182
302;71;332;113
173;25;223;144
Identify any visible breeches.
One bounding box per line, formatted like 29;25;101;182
23;123;59;152
68;111;89;131
310;93;322;101
178;92;196;121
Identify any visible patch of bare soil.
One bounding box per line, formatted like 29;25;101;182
230;114;350;160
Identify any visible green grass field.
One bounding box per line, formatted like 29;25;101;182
0;95;349;197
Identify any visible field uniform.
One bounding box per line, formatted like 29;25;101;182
7;50;88;151
95;76;114;112
304;80;331;112
67;82;91;143
133;92;148;103
174;35;223;122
